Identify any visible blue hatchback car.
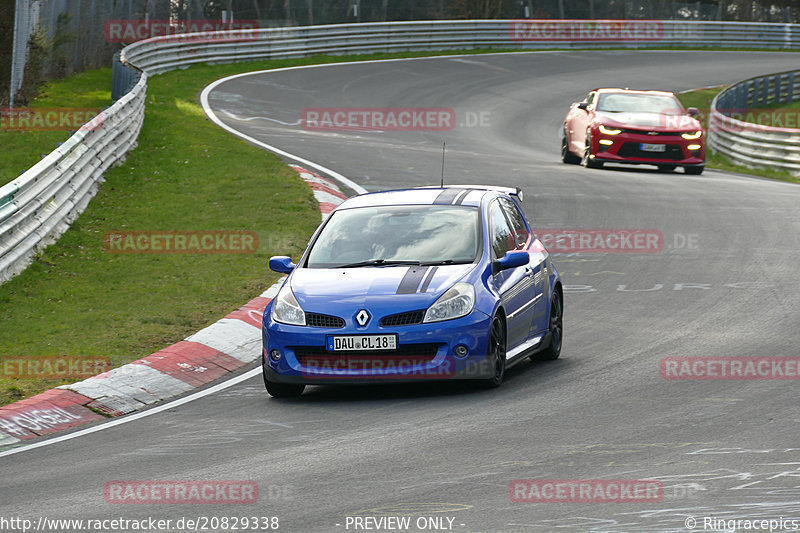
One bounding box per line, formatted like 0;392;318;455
262;185;563;397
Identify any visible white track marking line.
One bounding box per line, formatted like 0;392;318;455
0;367;261;459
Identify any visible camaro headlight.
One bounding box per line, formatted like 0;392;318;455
271;283;306;326
423;283;475;323
681;130;702;140
598;125;622;135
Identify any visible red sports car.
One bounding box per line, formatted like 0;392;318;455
562;88;705;174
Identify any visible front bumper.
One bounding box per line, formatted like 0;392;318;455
592;130;705;166
262;309;496;385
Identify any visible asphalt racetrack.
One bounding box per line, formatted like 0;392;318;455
2;51;800;532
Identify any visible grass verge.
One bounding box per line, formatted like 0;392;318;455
676;87;800;183
1;68;114;187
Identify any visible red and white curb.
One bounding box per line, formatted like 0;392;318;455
0;166;347;447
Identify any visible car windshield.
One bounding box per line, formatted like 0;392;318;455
306;204;480;268
596;93;682;115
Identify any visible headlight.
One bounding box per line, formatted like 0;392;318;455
423;283;475;323
681;130;702;140
598;125;622;135
271;283;306;326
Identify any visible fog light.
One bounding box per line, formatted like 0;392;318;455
598;139;613;146
269;349;282;362
454;345;469;358
687;144;702;151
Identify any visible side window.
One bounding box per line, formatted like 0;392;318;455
499;198;529;250
489;201;513;259
586;92;596;106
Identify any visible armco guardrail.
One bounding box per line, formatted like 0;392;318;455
708;69;800;174
3;19;800;283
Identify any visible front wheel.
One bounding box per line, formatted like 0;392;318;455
537;291;563;361
263;359;305;398
478;315;507;389
582;133;603;169
658;165;677;172
685;165;704;175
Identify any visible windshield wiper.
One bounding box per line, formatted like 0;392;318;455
419;259;473;266
335;259;421;268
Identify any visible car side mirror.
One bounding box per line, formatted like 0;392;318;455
269;256;296;274
577;102;589;111
492;250;530;275
687;107;700;117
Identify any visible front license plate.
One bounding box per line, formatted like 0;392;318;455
327;335;397;351
640;143;666;152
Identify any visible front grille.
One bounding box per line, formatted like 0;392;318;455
294;343;440;369
621;129;678;136
380;310;425;327
618;142;685;161
306;313;345;328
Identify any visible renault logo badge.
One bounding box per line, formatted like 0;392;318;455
355;310;370;327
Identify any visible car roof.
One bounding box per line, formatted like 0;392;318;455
593;87;676;97
337;185;523;210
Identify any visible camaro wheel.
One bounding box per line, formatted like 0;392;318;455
561;130;581;164
658;165;677;172
582;133;603;169
537;291;563;361
479;315;507;388
263;358;305;398
685;165;704;175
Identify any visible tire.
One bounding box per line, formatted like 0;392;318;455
561;130;581;164
685;165;704;175
537;290;563;361
658;165;677;172
478;315;507;389
263;359;305;398
582;133;603;169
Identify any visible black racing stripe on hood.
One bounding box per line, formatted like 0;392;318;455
433;188;462;205
396;266;430;294
419;266;438;293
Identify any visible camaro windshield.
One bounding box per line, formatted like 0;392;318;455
306;205;480;268
596;93;682;115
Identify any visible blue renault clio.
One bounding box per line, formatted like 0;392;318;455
262;185;563;397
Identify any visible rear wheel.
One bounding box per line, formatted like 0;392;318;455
658;165;677;172
478;315;507;388
685;165;704;175
263;358;304;398
561;129;581;164
537;291;563;361
582;133;603;169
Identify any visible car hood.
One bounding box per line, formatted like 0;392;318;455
290;264;475;308
596;111;701;132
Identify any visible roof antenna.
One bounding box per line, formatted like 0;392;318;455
440;141;446;188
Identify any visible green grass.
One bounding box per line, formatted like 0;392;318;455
1;69;113;187
676;86;800;183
